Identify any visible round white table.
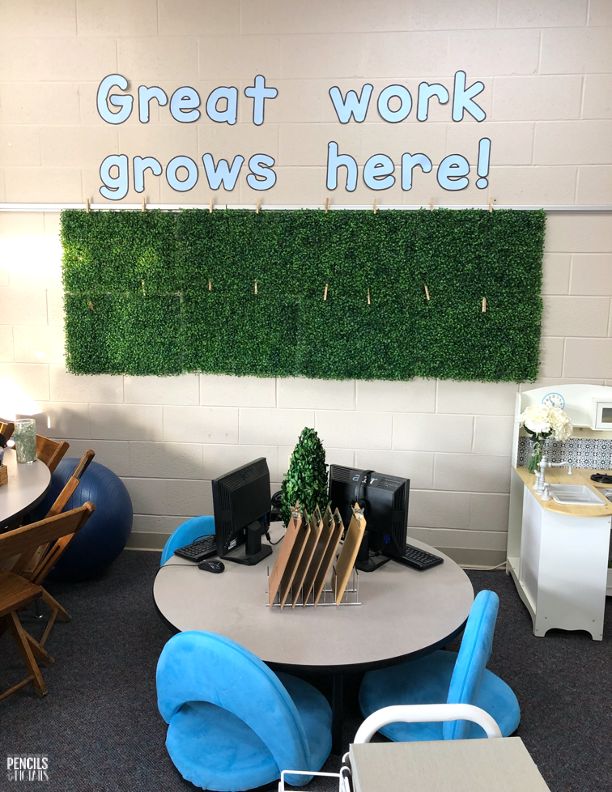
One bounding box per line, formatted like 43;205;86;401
0;449;51;526
154;535;473;751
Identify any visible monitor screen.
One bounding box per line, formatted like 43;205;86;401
328;465;410;570
212;457;272;566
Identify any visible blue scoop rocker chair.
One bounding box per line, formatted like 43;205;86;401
359;589;520;741
160;515;215;566
156;631;332;791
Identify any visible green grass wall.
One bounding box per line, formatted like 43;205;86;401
61;208;545;382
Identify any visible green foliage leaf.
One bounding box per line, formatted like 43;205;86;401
280;428;328;526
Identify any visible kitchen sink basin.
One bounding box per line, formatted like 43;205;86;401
548;484;605;506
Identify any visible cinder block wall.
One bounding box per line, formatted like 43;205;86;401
1;1;611;565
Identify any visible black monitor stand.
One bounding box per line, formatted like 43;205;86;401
355;529;391;572
222;521;273;566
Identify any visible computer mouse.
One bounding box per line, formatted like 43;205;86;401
198;559;225;574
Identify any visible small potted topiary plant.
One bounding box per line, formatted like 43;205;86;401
280;427;328;526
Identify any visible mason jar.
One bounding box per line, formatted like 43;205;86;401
13;418;37;463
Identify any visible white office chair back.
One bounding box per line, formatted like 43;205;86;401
353;703;502;744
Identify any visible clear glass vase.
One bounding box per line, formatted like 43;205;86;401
527;436;545;474
13;418;37;463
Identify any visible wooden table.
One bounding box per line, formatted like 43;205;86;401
349;737;551;791
0;449;51;527
154;534;473;752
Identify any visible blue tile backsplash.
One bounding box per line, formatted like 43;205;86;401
517;436;612;470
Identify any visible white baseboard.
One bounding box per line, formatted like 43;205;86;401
126;532;167;552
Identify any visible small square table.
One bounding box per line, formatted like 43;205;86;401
349;737;551;791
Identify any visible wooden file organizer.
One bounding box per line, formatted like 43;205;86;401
267;503;363;608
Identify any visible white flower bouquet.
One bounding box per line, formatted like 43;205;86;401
519;404;573;472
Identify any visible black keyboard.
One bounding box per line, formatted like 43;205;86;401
396;544;444;571
174;535;217;563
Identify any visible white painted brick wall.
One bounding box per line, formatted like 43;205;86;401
355;380;436;412
0;2;611;565
200;375;276;408
277;378;354;410
50;368;124;404
124;375;199;406
393;414;473;453
239;408;314;445
89;404;165;441
315;410;393;449
163;405;238;443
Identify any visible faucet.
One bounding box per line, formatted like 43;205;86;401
548;460;572;475
534;456;572;493
534;455;548;492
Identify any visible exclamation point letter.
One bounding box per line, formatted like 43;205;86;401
475;137;491;189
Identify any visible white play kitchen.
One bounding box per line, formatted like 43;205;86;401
507;384;612;641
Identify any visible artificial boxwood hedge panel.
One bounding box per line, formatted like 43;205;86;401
61;208;545;382
182;294;298;376
62;211;178;295
64;294;184;375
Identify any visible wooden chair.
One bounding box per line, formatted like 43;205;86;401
46;450;95;518
36;434;70;473
0;503;94;700
22;450;96;644
0;420;15;442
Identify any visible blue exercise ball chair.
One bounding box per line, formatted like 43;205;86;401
40;458;133;581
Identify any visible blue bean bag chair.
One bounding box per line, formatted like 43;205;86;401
157;631;332;791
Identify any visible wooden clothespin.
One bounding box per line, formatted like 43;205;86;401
488;194;494;214
323;283;329;301
87;299;94;311
423;283;431;302
209;197;214;214
255;199;261;214
367;287;371;306
429;198;435;210
208;279;213;292
141;196;147;212
372;200;378;214
481;296;488;313
254;280;258;295
324;197;330;213
85;198;91;213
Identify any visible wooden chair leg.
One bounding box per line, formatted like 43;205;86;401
25;632;54;666
0;615;35;702
7;612;47;696
42;589;71;622
39;589;70;647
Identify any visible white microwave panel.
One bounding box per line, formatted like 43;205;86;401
593;401;612;430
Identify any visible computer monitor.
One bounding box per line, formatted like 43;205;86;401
328;465;410;572
212;457;273;566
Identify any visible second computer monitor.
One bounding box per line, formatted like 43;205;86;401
328;465;410;568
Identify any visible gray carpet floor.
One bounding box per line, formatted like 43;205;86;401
1;551;610;792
